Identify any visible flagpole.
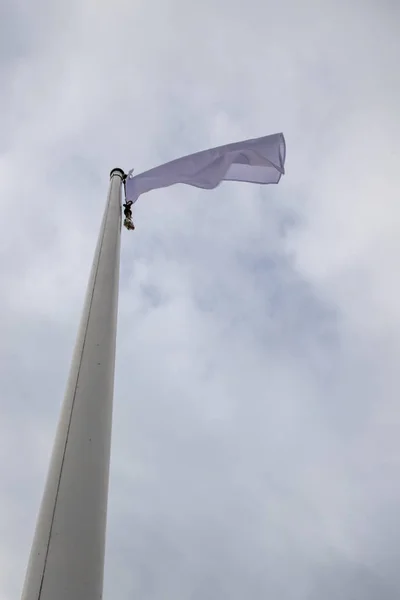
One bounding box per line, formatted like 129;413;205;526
21;168;125;600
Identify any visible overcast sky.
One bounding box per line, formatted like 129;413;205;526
1;0;400;598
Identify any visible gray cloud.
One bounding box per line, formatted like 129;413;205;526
1;0;400;598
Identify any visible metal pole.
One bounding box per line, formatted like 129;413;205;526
21;168;125;600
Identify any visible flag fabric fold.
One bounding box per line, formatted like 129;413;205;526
125;132;286;203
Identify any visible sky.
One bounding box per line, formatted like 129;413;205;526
1;0;400;598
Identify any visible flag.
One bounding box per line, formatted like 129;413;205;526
125;132;286;203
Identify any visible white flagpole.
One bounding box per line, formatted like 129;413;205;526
21;168;125;600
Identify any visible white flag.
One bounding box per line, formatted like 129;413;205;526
125;132;286;203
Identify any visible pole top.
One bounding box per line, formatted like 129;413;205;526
110;168;126;180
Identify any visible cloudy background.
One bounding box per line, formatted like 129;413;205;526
1;0;400;598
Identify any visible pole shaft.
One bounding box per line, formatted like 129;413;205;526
21;169;124;600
